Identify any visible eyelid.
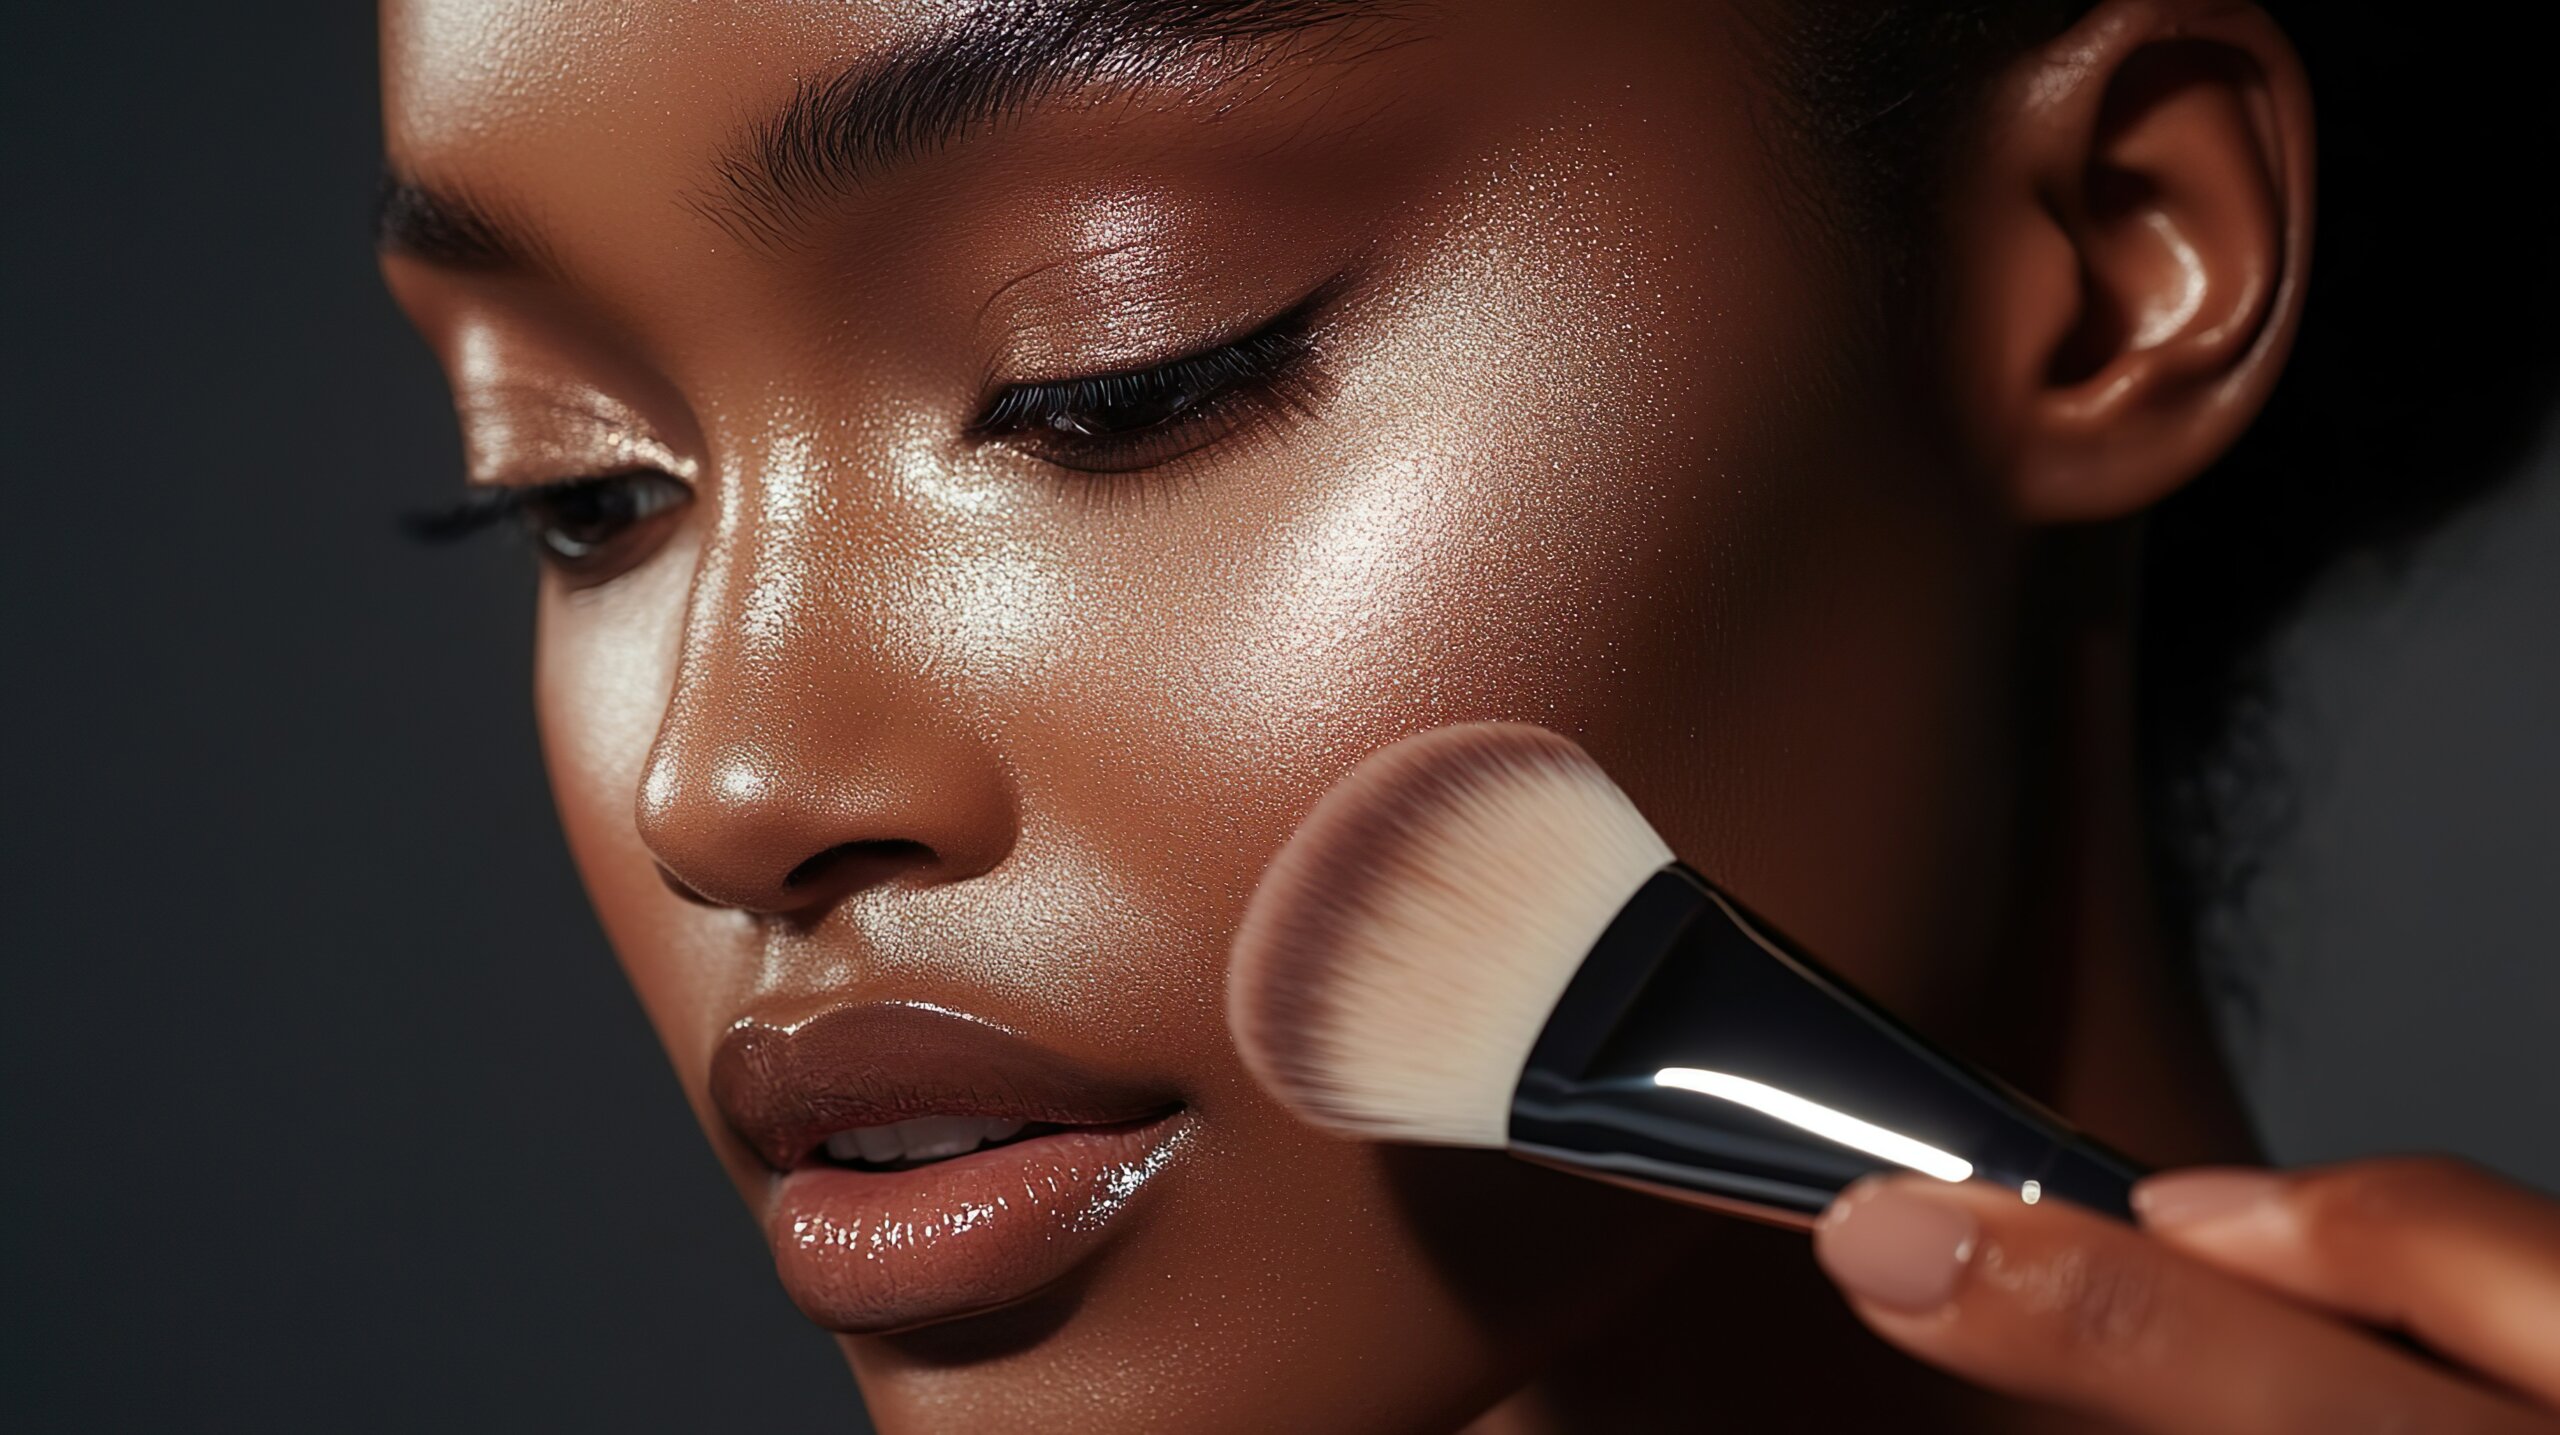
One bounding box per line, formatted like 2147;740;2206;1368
453;381;695;491
399;468;690;544
965;283;1334;436
965;332;1302;440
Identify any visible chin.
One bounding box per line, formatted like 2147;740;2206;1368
819;1124;1706;1435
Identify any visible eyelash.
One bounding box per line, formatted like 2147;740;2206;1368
401;469;694;582
965;296;1326;476
406;290;1331;565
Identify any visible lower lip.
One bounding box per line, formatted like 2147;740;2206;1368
762;1114;1192;1334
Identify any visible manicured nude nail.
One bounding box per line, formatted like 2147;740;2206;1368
2132;1168;2286;1231
1815;1180;1978;1315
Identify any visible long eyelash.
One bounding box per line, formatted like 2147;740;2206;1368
397;474;600;545
966;299;1320;439
410;299;1333;540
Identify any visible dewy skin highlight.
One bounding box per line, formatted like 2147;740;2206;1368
371;2;2560;1432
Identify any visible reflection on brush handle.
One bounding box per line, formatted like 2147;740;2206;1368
1507;866;2143;1226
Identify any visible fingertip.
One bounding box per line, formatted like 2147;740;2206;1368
1817;1172;1894;1230
1814;1175;1981;1316
2132;1166;2288;1235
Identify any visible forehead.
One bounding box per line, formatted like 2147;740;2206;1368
381;1;910;166
378;0;1445;286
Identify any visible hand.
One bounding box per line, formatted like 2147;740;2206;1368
1814;1158;2560;1432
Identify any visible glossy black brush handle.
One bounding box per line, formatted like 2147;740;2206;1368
1508;866;2142;1223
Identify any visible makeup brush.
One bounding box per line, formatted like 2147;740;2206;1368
1227;722;2141;1226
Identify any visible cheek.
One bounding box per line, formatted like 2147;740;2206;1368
993;120;2004;1055
1009;180;1824;944
531;554;713;1080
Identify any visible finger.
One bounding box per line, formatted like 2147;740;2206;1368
2135;1157;2560;1406
1814;1175;2558;1435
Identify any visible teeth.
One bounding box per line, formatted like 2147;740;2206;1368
824;1116;1033;1167
897;1115;987;1163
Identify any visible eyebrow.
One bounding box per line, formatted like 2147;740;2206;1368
706;0;1405;248
376;0;1405;269
373;174;541;271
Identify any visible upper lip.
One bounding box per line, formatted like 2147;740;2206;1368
709;1001;1180;1173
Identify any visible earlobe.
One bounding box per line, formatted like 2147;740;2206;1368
1947;1;2314;525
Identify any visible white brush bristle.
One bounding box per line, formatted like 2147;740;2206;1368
1227;723;1673;1149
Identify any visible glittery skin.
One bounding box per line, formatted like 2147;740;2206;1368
378;1;2275;1430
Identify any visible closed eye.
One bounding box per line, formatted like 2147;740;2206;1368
967;293;1327;475
402;469;693;582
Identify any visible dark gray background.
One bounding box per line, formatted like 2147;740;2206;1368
5;5;2552;1432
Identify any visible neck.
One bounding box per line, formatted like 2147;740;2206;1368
2015;525;2259;1172
1468;526;2256;1435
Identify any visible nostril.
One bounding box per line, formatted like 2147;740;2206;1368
783;838;935;896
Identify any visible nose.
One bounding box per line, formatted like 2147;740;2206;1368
633;517;1017;921
638;713;1015;917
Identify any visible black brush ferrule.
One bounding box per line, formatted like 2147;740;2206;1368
1507;865;2141;1223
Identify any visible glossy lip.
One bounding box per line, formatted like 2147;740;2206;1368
711;1002;1190;1334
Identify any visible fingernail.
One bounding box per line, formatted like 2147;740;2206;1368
1815;1179;1979;1314
2132;1168;2285;1231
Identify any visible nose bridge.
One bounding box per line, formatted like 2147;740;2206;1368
636;430;1015;913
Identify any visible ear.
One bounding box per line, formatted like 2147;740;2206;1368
1941;0;2314;524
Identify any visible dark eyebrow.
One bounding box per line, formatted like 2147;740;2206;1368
702;0;1410;249
373;175;540;271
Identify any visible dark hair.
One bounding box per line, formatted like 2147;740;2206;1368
1764;3;2560;1002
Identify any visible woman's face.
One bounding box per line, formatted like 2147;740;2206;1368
383;1;2022;1427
